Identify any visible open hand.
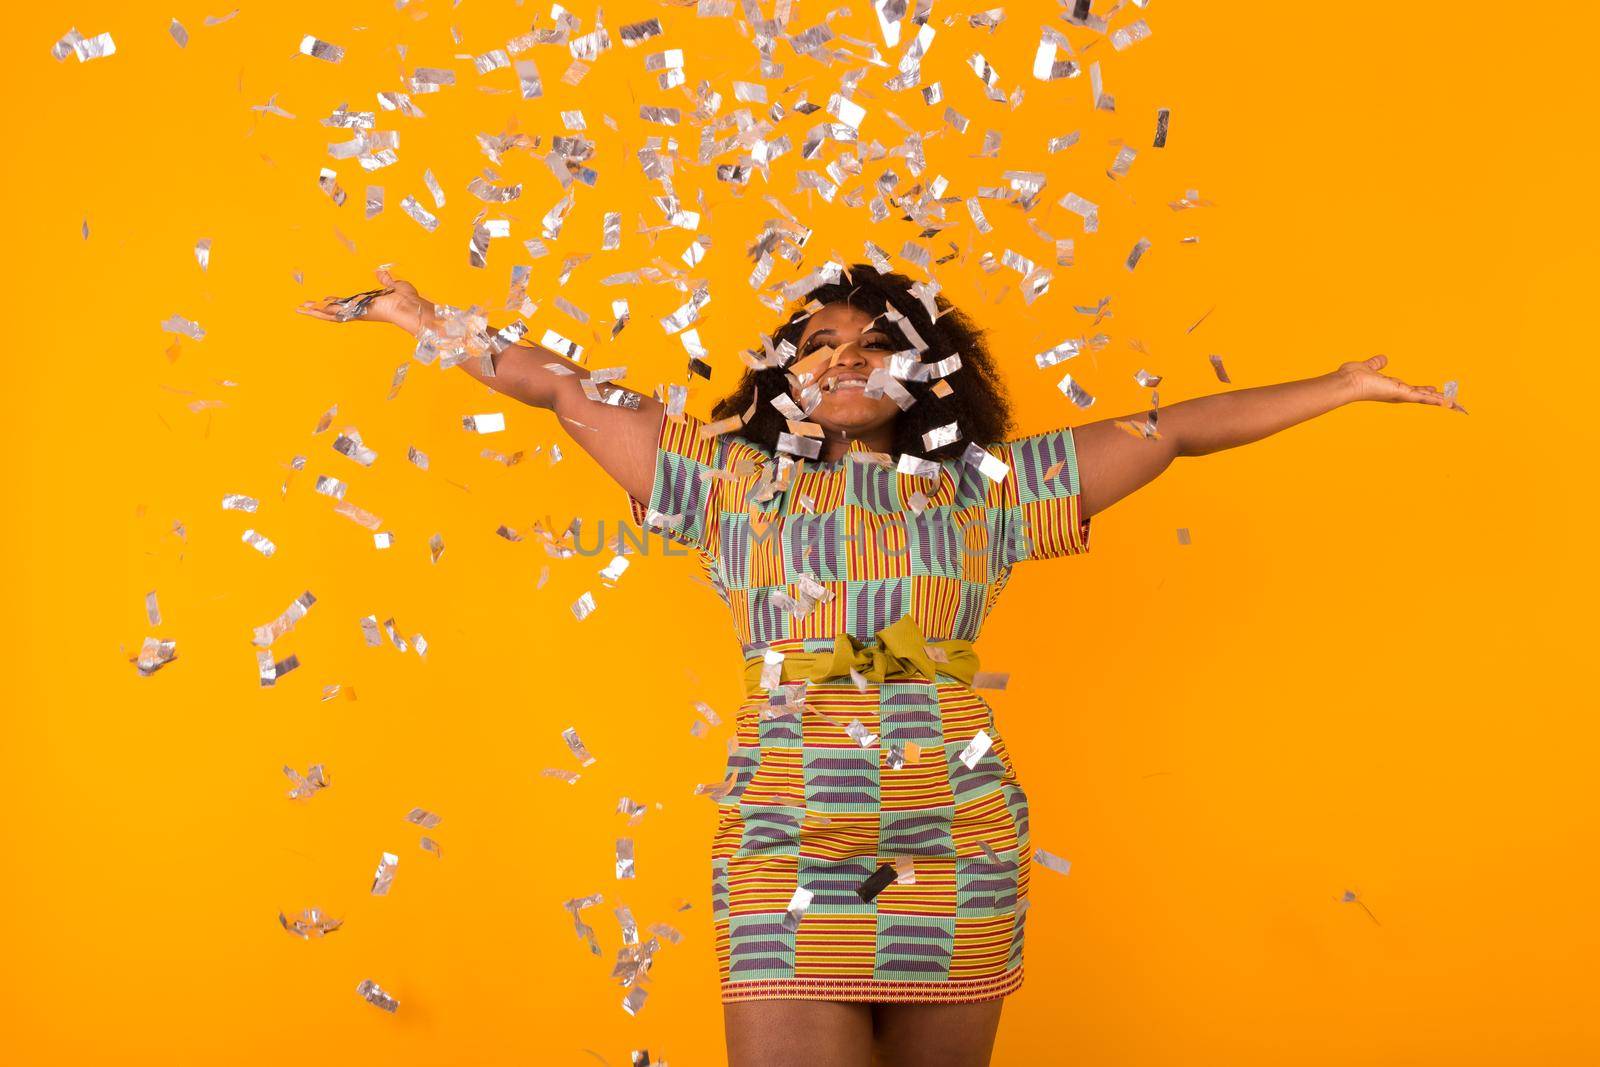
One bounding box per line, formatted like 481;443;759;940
296;268;433;335
1336;355;1466;413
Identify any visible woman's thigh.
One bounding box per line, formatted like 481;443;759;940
724;999;874;1067
870;1000;1004;1067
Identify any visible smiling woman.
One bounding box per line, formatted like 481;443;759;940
298;257;1459;1067
710;266;1016;463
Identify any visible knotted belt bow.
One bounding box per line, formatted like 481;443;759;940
741;613;979;695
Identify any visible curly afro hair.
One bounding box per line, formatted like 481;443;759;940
709;264;1015;461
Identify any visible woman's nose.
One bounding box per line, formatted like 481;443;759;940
834;341;869;366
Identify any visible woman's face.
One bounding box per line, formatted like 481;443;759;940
789;302;903;443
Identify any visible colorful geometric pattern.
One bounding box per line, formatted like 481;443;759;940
630;412;1091;1003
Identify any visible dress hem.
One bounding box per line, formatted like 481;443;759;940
720;965;1023;1005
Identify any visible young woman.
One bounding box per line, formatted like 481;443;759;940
300;264;1458;1066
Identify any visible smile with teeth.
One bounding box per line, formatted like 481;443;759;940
822;375;868;392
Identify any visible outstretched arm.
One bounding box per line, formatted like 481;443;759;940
1072;356;1463;520
298;269;664;505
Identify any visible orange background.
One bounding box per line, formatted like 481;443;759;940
4;2;1595;1064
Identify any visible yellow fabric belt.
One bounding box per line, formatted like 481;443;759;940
741;613;979;695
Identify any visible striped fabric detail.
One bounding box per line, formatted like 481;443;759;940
638;411;1092;1004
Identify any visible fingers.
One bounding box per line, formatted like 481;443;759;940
1365;353;1388;371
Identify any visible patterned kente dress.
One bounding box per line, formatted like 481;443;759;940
628;411;1091;1003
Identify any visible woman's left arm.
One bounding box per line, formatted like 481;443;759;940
1073;355;1464;520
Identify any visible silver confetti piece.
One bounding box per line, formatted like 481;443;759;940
145;590;162;626
162;314;206;340
420;836;442;858
463;412;506;433
563;727;597;767
194;238;211;271
1034;848;1072;875
1126;237;1152;270
169;19;189;48
400;195;440;232
571;591;597;620
284;763;330;800
241;529;277;557
1209;354;1232;383
615;838;635;879
356;979;399;1013
781;887;814;932
404;807;441;829
961;443;1011;483
957;729;992;770
370;851;399;895
299;35;344;63
1058;373;1097;409
279;908;342;938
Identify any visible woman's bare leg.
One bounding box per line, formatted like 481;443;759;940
724;1000;874;1067
870;1001;1004;1067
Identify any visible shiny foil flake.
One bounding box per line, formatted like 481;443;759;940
252;591;316;647
299;35;345;63
241;529;277;557
405;807;442;829
134;637;178;677
1034;848;1072;875
420;836;442;858
463;412;506;433
53;28;117;63
333;429;377;466
1154;108;1171;147
1176;528;1192;545
356;979;399;1013
428;533;445;565
419;169;444;211
162;314;206;340
543;768;581;785
896;454;940;480
922;422;960;451
564;726;597;767
1135;368;1165;388
145;590;163;626
1112;19;1153;52
516;59;543;99
781;886;814;932
257;650;300;687
194;238;211;271
370;851;399;895
1058;373;1097;409
1031;24;1077;78
961;443;1010;484
1126;237;1152;270
400;195;440;232
1209;354;1232;383
1059;192;1099;233
283;763;330;800
1048;131;1081;153
407;445;429;470
622;987;648;1016
620;18;664;46
856;864;896;903
279;908;342;938
1090;61;1115;111
956;729;993;770
615;838;635;879
169;19;189;47
374;532;394;550
845;720;879;748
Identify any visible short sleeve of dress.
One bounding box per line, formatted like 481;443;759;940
626;410;733;554
991;424;1092;567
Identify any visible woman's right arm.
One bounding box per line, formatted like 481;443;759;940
300;269;665;506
